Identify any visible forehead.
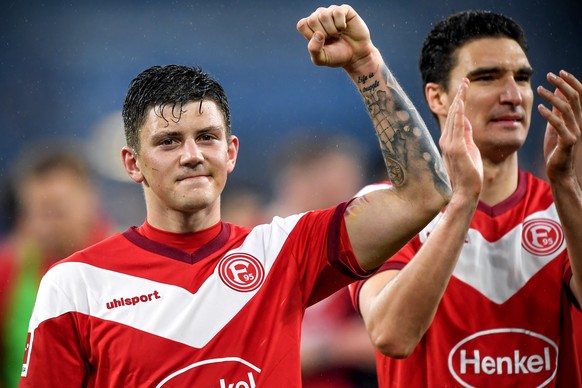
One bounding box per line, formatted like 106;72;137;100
141;100;227;135
453;37;531;75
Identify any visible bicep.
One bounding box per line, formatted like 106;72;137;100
345;188;433;270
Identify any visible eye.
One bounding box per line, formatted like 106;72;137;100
159;137;178;147
198;133;219;142
515;74;532;83
473;74;495;82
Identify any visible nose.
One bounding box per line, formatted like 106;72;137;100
180;138;203;166
499;77;523;106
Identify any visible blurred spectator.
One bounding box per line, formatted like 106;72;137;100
264;132;377;387
86;110;147;230
221;181;267;228
0;144;115;388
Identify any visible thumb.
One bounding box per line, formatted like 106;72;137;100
307;31;326;65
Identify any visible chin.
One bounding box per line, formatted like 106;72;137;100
178;195;216;212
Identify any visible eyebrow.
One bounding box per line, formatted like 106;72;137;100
150;130;182;142
466;66;534;78
150;126;225;140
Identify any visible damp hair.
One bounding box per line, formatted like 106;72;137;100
419;10;528;93
122;64;231;152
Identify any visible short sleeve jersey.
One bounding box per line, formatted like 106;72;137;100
350;170;582;387
20;203;371;387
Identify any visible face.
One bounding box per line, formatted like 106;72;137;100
123;100;238;221
19;170;98;258
441;37;534;162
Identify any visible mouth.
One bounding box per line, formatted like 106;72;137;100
177;175;208;182
490;114;523;127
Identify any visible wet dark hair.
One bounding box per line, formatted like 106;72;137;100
122;64;231;152
419;10;528;93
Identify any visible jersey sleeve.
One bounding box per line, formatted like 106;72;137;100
276;201;376;308
19;265;88;387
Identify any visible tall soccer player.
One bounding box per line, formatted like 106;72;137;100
350;10;582;387
17;5;475;386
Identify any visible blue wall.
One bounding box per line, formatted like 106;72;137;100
1;0;580;227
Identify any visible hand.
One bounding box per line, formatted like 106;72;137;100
296;4;374;71
537;70;582;182
439;78;483;200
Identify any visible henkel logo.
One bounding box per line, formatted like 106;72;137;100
448;328;558;387
522;219;563;256
218;253;264;292
156;357;261;387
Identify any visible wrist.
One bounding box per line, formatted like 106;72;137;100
344;46;383;76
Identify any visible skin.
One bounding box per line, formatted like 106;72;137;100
123;5;451;275
297;5;452;271
538;70;582;302
18;169;101;260
358;34;582;358
122;100;239;233
429;38;534;206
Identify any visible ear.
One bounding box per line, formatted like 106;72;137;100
425;82;450;118
226;135;239;174
121;146;145;183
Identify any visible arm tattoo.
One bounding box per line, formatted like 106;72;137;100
358;65;449;193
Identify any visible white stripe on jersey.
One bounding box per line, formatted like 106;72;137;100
28;214;305;348
419;203;565;304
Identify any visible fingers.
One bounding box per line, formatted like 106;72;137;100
441;78;469;147
537;71;581;145
453;79;469;142
559;70;582;129
297;5;349;40
297;5;347;66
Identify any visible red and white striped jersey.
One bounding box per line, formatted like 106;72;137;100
350;170;581;387
20;203;371;387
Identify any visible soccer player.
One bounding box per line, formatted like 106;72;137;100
350;10;582;387
17;5;467;386
0;148;113;388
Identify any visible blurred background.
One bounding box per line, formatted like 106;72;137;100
0;0;580;231
0;2;580;386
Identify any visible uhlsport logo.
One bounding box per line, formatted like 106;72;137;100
448;328;558;387
522;218;563;256
218;253;264;292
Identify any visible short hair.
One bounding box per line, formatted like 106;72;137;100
419;10;528;92
7;145;94;222
122;65;231;152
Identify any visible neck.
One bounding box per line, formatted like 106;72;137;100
479;155;519;206
146;204;221;234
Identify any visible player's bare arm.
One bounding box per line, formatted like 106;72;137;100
297;4;451;270
360;80;483;357
537;70;582;304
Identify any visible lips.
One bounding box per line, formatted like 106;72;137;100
491;114;523;123
177;174;208;182
489;109;525;123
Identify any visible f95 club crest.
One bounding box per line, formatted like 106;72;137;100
521;219;564;256
218;253;265;292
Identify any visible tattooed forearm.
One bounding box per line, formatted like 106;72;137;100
357;64;449;194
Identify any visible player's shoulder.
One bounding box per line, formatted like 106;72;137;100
519;169;554;205
58;231;126;265
355;181;392;197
